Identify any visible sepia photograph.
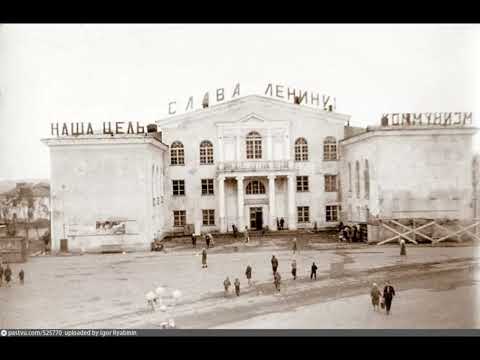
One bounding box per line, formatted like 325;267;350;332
0;23;479;336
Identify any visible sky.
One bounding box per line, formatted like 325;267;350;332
0;24;479;180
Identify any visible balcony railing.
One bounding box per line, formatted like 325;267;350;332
217;160;294;173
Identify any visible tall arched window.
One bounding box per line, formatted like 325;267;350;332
364;159;370;199
246;131;262;159
246;180;266;194
170;141;184;165
355;160;360;199
199;140;214;165
323;136;337;161
295;138;308;161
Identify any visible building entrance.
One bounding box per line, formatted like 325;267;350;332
249;207;263;230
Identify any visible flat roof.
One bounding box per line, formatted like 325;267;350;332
41;133;169;150
340;125;479;146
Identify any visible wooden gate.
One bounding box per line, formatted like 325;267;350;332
377;218;480;245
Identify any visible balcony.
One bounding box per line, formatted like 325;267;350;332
217;160;294;174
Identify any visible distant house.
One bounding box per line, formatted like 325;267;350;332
0;182;50;224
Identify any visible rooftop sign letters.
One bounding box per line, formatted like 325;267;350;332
167;83;337;115
50;122;147;137
168;83;241;115
381;112;473;127
264;83;336;110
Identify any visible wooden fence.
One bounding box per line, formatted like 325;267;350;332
376;218;480;245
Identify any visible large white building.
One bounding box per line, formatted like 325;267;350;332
42;95;477;252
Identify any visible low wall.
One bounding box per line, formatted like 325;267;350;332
55;234;150;254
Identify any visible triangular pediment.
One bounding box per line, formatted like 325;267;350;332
237;113;268;124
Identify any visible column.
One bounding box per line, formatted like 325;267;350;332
218;136;224;163
288;175;297;230
267;129;272;161
268;175;277;231
236;176;245;231
235;134;241;162
284;133;290;160
218;176;226;233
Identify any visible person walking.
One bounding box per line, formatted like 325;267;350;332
274;272;281;291
400;239;407;256
352;225;358;243
292;238;297;254
234;278;241;296
370;283;382;311
205;233;211;249
191;233;197;248
4;264;12;287
201;248;208;269
245;265;252;286
291;259;297;280
244;226;250;243
0;263;3;287
223;276;231;295
280;218;285;230
342;226;350;243
383;281;396;315
19;269;24;285
310;262;318;280
271;255;279;275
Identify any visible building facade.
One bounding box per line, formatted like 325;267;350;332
42;133;168;253
42;95;477;252
158;95;348;236
340;125;477;222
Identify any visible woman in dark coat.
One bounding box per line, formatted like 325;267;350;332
201;248;208;268
271;255;279;275
245;265;252;286
291;259;297;280
4;264;12;286
383;281;396;315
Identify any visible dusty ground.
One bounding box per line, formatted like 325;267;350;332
0;237;479;329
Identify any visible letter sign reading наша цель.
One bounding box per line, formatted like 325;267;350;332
50;122;147;137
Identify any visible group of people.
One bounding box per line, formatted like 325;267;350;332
192;232;215;249
370;281;396;315
0;262;24;287
338;222;363;243
276;218;286;230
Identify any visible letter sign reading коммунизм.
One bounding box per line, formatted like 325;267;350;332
380;112;473;127
50;122;147;137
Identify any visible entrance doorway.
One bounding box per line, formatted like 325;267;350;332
249;207;263;230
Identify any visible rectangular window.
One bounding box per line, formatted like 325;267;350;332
246;139;262;159
296;176;309;192
326;205;339;222
202;209;215;226
173;210;186;227
172;180;185;196
297;206;310;223
324;175;338;192
201;179;214;195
